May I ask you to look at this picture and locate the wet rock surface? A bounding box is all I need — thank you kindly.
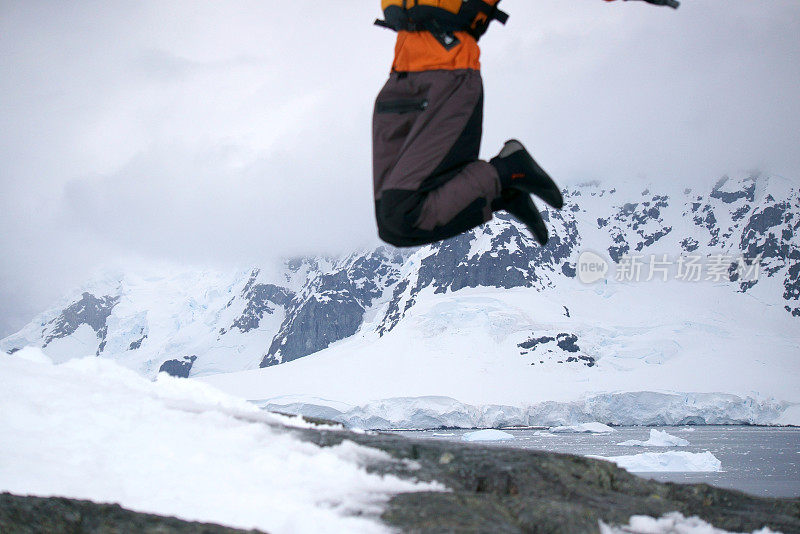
[0,492,262,533]
[3,422,799,533]
[307,427,800,534]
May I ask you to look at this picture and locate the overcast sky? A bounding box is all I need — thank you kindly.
[1,0,799,337]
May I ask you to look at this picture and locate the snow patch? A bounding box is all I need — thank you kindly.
[0,348,442,534]
[600,512,780,534]
[12,346,52,365]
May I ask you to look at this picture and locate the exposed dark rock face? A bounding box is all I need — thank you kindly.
[710,176,757,205]
[518,333,594,367]
[262,249,405,366]
[606,195,673,261]
[95,326,109,357]
[738,198,800,315]
[231,270,294,333]
[786,252,800,316]
[681,237,700,253]
[741,203,791,276]
[261,290,365,367]
[158,356,197,378]
[0,493,261,534]
[608,231,630,263]
[732,204,751,222]
[4,424,798,534]
[377,278,413,338]
[694,204,721,247]
[43,293,119,347]
[519,336,556,352]
[519,333,580,354]
[566,354,596,366]
[556,333,580,353]
[129,329,147,350]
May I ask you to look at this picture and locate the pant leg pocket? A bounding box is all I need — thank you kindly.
[376,98,429,114]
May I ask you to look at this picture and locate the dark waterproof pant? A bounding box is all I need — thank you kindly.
[372,69,501,247]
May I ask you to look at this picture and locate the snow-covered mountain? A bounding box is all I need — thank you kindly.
[3,174,799,427]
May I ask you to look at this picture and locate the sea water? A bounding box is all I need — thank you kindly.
[392,425,800,498]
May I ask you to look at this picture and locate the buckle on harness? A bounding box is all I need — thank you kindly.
[426,19,461,51]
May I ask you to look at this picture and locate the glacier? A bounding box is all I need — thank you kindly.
[247,392,789,431]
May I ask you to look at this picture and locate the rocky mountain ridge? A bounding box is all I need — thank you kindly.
[2,174,797,379]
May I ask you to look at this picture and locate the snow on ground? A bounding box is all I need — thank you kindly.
[618,429,689,447]
[462,429,515,442]
[600,512,780,534]
[591,451,722,473]
[0,348,443,534]
[550,422,616,434]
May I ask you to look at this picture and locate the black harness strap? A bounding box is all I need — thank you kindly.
[374,18,395,30]
[476,2,509,24]
[492,8,509,25]
[374,0,509,47]
[466,1,509,39]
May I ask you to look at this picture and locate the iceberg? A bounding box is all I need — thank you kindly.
[618,429,690,447]
[591,451,722,472]
[462,429,515,442]
[550,422,615,434]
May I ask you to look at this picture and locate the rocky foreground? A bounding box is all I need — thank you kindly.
[2,419,799,534]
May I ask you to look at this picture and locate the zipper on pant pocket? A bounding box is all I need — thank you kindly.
[376,98,429,114]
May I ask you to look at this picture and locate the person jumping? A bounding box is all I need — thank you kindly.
[372,0,678,248]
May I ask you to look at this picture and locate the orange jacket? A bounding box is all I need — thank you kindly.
[392,30,481,72]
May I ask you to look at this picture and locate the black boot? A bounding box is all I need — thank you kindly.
[492,189,549,246]
[490,139,564,210]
